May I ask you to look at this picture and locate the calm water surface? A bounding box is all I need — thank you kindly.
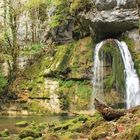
[0,116,71,134]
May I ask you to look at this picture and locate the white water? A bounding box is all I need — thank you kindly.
[92,39,140,109]
[115,40,140,109]
[91,41,104,109]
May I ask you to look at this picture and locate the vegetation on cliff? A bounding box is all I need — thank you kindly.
[0,0,140,140]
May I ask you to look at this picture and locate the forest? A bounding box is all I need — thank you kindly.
[0,0,140,140]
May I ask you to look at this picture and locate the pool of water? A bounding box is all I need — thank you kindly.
[0,116,71,134]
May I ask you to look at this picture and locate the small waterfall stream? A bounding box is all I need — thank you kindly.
[92,39,140,109]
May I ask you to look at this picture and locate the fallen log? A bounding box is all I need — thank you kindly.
[94,99,126,121]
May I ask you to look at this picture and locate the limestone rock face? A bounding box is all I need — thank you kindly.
[95,0,117,10]
[51,19,74,44]
[116,0,137,8]
[81,0,139,40]
[95,0,138,10]
[85,9,139,39]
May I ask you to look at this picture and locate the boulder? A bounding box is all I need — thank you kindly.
[19,129,41,139]
[15,121,29,127]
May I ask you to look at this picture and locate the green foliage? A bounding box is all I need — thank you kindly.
[58,79,92,110]
[22,43,44,56]
[0,71,7,92]
[70,0,92,13]
[49,0,69,28]
[100,42,125,91]
[0,129,9,137]
[24,0,49,10]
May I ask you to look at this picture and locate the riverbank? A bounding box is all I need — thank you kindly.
[1,106,140,140]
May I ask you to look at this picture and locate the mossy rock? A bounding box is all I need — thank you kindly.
[43,133,61,140]
[27,100,48,114]
[69,122,83,132]
[16,121,29,127]
[22,137,34,140]
[19,129,41,139]
[119,123,140,140]
[58,79,92,111]
[0,129,9,137]
[85,111,104,129]
[89,122,117,140]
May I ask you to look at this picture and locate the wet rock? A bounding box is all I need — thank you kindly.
[22,137,34,140]
[16,121,29,127]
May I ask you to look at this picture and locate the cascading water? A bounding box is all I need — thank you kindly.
[91,41,104,109]
[116,40,140,109]
[92,39,140,109]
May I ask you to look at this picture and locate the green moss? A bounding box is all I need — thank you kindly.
[16,121,29,127]
[22,137,34,140]
[46,37,93,79]
[98,41,125,107]
[21,43,44,56]
[49,0,69,28]
[48,43,75,73]
[0,70,7,93]
[19,128,41,139]
[89,122,116,140]
[27,100,48,114]
[58,79,92,110]
[10,37,93,113]
[70,0,92,14]
[0,129,9,137]
[119,123,140,140]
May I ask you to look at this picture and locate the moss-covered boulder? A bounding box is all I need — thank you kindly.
[16,121,29,127]
[89,122,117,140]
[43,134,61,140]
[19,129,42,139]
[0,129,9,137]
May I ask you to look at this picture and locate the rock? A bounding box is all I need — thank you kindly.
[95,0,117,11]
[95,0,137,10]
[19,129,41,139]
[137,0,140,6]
[43,134,61,140]
[116,0,137,9]
[0,129,9,137]
[83,9,139,40]
[15,121,29,127]
[22,137,34,140]
[89,122,117,140]
[51,19,74,44]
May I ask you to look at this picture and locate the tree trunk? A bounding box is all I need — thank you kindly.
[94,99,126,121]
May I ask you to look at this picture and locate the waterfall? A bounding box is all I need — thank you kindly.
[115,40,140,109]
[92,39,140,109]
[91,41,104,109]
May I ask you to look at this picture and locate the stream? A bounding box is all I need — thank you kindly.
[0,115,71,134]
